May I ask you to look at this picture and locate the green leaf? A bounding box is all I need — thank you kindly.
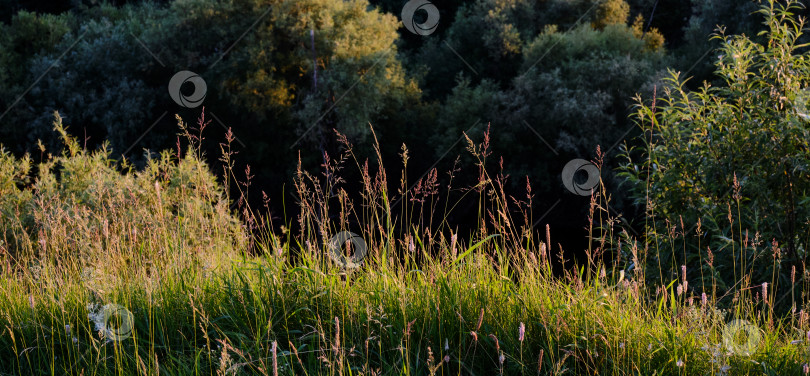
[450,234,499,267]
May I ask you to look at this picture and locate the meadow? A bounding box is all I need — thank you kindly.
[0,109,808,375]
[2,0,810,375]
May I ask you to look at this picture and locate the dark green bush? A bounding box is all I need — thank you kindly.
[619,0,810,307]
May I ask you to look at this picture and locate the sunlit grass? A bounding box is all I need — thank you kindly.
[1,113,809,375]
[2,244,808,375]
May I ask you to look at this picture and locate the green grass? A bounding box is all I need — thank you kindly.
[3,243,809,375]
[1,113,809,375]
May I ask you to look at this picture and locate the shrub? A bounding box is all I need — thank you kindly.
[619,0,810,306]
[0,112,247,278]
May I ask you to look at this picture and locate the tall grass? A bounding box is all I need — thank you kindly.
[0,110,809,375]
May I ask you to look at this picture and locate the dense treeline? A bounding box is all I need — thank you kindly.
[0,0,805,265]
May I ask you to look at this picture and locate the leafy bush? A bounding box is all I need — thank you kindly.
[619,0,810,305]
[0,112,247,276]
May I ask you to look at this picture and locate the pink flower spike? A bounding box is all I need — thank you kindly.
[519,322,525,342]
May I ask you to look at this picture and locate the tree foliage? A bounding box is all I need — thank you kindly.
[620,0,810,301]
[1,0,797,260]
